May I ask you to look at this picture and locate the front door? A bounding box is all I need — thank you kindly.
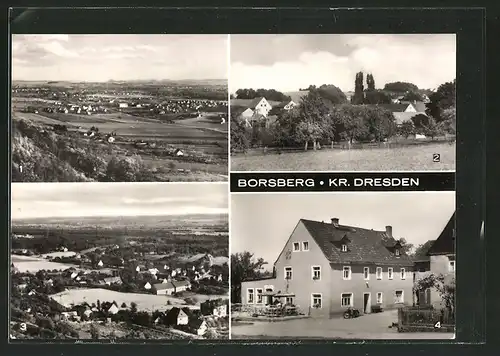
[363,293,371,314]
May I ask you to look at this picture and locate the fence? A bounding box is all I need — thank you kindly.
[398,306,455,332]
[231,303,304,319]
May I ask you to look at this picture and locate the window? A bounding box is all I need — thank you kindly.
[312,266,321,280]
[376,292,383,304]
[394,290,404,304]
[341,293,353,307]
[395,249,400,256]
[343,266,351,280]
[284,267,293,280]
[302,241,309,251]
[341,244,348,252]
[256,288,263,304]
[449,260,456,272]
[363,267,370,280]
[388,267,394,280]
[376,267,383,280]
[247,288,254,304]
[293,242,300,251]
[311,293,322,308]
[286,297,294,305]
[400,268,406,280]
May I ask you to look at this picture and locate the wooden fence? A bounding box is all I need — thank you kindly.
[398,307,455,332]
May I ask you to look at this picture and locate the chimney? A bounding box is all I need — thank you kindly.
[385,226,392,237]
[331,218,339,226]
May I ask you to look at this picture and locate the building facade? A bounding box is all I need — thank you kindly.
[241,218,414,318]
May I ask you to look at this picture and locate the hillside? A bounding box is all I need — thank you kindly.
[11,118,162,183]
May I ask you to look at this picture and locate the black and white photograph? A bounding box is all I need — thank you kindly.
[229,34,456,172]
[230,192,455,339]
[11,34,229,183]
[10,183,229,340]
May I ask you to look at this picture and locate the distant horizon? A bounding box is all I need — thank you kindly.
[12,78,226,83]
[11,212,228,222]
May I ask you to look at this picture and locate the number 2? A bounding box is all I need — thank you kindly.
[434,321,441,328]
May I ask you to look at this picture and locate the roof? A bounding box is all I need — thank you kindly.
[188,318,206,329]
[153,282,175,290]
[393,112,426,125]
[300,219,414,266]
[411,101,427,113]
[285,90,309,104]
[173,280,191,287]
[376,103,411,112]
[427,212,456,255]
[231,97,266,109]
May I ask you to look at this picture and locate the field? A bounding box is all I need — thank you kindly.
[50,288,189,312]
[12,96,228,182]
[12,255,80,273]
[231,142,455,171]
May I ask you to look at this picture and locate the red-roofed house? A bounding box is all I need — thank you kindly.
[240,217,414,318]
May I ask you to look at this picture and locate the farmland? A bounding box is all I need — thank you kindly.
[50,288,190,312]
[12,255,80,273]
[11,80,228,182]
[231,141,455,171]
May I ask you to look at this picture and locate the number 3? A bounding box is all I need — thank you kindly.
[434,321,441,328]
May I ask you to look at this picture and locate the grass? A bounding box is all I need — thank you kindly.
[231,142,455,171]
[12,255,80,273]
[11,110,228,182]
[50,288,189,312]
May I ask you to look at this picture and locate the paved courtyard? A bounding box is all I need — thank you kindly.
[231,310,455,340]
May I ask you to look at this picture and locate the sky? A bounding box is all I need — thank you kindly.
[11,183,228,219]
[12,34,228,82]
[231,192,455,268]
[230,34,456,93]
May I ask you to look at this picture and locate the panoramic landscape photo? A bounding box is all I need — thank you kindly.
[10,182,229,340]
[12,34,229,182]
[229,34,456,171]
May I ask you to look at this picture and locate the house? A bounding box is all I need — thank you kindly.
[172,280,191,293]
[375,102,429,126]
[119,103,128,108]
[200,299,228,317]
[153,282,176,295]
[97,260,104,267]
[107,303,120,315]
[103,276,122,286]
[240,217,414,318]
[144,282,152,290]
[188,318,208,336]
[165,307,189,326]
[231,97,273,117]
[425,212,456,308]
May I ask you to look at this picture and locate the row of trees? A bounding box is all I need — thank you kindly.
[231,78,456,152]
[233,88,291,102]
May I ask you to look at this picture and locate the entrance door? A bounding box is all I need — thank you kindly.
[363,293,371,314]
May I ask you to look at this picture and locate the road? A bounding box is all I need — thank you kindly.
[231,310,454,340]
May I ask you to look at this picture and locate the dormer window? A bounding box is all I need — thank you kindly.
[395,249,400,256]
[341,244,348,252]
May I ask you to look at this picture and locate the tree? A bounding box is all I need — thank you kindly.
[296,89,332,150]
[414,273,455,315]
[352,72,365,104]
[231,252,269,303]
[438,106,456,135]
[366,73,376,91]
[426,80,456,122]
[130,302,138,314]
[412,240,436,259]
[317,84,348,104]
[364,90,392,104]
[398,238,414,255]
[383,81,419,93]
[421,117,442,140]
[398,121,415,139]
[411,114,431,130]
[402,91,424,102]
[330,105,369,144]
[230,112,251,153]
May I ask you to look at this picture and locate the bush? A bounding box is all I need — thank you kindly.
[105,155,154,182]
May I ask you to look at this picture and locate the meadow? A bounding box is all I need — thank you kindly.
[11,104,228,182]
[50,288,189,312]
[231,142,455,171]
[11,255,80,273]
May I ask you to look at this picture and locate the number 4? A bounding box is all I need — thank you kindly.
[434,321,441,328]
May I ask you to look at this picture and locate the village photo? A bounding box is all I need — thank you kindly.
[230,192,456,339]
[11,34,229,183]
[10,182,229,340]
[230,34,456,171]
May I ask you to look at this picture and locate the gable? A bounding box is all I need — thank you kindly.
[427,212,456,255]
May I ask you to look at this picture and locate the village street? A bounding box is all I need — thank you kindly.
[231,310,454,340]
